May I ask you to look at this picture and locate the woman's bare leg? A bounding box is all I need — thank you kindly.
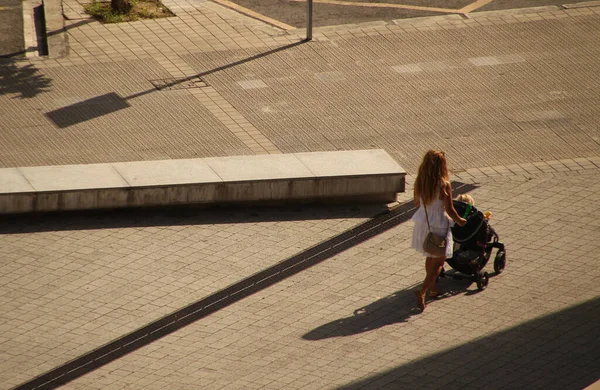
[416,257,445,310]
[427,257,445,296]
[420,257,439,295]
[415,257,432,311]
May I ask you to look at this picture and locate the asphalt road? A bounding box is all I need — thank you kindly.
[230,0,570,28]
[0,0,24,58]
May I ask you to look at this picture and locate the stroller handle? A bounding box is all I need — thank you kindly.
[461,203,473,219]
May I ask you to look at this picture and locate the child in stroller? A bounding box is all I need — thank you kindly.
[442,195,506,291]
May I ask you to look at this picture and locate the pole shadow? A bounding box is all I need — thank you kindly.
[48,18,93,37]
[44,40,307,128]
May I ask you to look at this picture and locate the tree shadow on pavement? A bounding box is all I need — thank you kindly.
[0,59,51,98]
[303,277,471,340]
[338,297,600,389]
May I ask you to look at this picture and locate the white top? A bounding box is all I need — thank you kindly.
[410,191,455,258]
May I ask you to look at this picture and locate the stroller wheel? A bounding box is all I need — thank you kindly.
[476,271,489,291]
[494,251,506,275]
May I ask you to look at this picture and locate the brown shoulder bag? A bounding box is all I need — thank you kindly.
[422,204,449,258]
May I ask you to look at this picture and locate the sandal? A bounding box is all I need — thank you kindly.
[414,290,426,312]
[429,290,440,298]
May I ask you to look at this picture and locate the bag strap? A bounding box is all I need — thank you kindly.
[423,203,432,232]
[423,202,449,235]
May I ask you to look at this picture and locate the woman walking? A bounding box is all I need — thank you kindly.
[411,150,466,312]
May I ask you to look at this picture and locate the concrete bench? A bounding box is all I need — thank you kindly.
[0,149,406,214]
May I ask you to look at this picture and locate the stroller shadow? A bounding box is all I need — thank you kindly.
[457,270,503,296]
[302,278,472,341]
[439,268,490,297]
[442,254,507,297]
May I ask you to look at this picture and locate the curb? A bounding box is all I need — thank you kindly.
[44,0,69,57]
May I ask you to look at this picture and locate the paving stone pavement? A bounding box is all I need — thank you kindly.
[1,2,599,168]
[1,1,600,389]
[1,167,599,389]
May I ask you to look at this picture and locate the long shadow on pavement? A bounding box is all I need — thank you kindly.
[303,276,471,340]
[45,40,307,128]
[338,297,600,389]
[1,203,381,234]
[13,182,478,389]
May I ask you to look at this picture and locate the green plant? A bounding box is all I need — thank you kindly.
[84,0,172,23]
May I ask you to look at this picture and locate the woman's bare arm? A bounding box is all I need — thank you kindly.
[442,182,466,226]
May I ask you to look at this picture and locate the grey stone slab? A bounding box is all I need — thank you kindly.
[44,0,68,57]
[205,154,313,182]
[33,192,61,212]
[95,189,130,209]
[563,1,600,9]
[294,149,405,177]
[52,191,101,211]
[216,181,273,202]
[126,184,218,206]
[112,159,221,187]
[0,168,35,193]
[0,193,35,213]
[1,151,407,213]
[20,164,129,191]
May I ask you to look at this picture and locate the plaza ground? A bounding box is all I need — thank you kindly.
[0,1,599,388]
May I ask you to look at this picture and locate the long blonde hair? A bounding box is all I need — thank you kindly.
[414,150,449,206]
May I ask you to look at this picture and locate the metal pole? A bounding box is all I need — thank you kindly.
[306,0,313,41]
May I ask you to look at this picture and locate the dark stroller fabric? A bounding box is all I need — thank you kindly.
[446,201,505,283]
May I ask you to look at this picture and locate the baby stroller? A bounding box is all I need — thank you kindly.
[442,200,506,291]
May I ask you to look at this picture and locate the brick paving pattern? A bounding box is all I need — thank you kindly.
[1,167,599,389]
[1,4,599,168]
[0,1,599,389]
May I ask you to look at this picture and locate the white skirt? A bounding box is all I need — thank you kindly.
[410,212,454,258]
